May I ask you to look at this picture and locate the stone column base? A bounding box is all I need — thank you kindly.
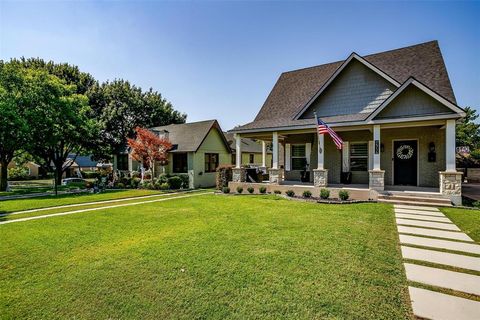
[440,171,463,206]
[369,170,385,191]
[268,168,283,184]
[232,167,246,182]
[313,169,328,187]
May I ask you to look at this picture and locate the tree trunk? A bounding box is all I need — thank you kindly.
[0,161,8,192]
[55,165,63,186]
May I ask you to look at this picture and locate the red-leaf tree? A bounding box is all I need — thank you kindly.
[127,127,172,180]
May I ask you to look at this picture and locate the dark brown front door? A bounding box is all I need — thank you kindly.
[394,140,417,186]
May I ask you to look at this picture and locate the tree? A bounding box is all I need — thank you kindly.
[456,107,480,151]
[87,80,186,159]
[0,61,31,191]
[127,127,172,180]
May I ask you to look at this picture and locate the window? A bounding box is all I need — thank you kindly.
[173,153,188,173]
[350,143,368,171]
[117,154,128,171]
[204,153,219,173]
[291,144,307,170]
[249,154,254,164]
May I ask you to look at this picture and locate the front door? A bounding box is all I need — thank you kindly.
[393,140,417,186]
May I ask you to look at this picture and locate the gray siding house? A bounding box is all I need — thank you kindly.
[229,41,465,204]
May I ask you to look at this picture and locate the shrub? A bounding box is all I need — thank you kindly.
[117,182,125,189]
[216,165,233,190]
[131,177,141,188]
[167,176,183,189]
[259,186,267,194]
[285,190,295,197]
[339,190,349,201]
[81,170,98,179]
[157,173,169,184]
[159,182,170,190]
[131,171,141,178]
[236,186,243,194]
[222,187,230,194]
[7,167,29,180]
[303,190,312,198]
[273,190,281,194]
[178,174,189,188]
[247,187,254,194]
[68,181,86,189]
[320,188,330,199]
[85,181,94,188]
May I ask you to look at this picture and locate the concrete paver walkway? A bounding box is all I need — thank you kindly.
[394,204,480,319]
[409,287,480,320]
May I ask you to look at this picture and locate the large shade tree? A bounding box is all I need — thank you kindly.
[87,80,186,159]
[0,61,31,191]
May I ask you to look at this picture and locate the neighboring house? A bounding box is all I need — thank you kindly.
[7,161,40,178]
[64,155,112,178]
[229,41,466,204]
[224,132,272,168]
[113,120,231,188]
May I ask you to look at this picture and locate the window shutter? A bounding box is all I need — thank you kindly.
[285,143,291,171]
[305,143,311,167]
[368,141,374,171]
[342,142,350,172]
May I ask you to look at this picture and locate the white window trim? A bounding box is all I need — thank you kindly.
[290,144,307,171]
[350,141,369,172]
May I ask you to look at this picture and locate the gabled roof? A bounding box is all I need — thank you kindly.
[224,132,272,153]
[231,41,458,132]
[367,77,465,121]
[150,120,230,153]
[67,154,98,167]
[293,53,401,120]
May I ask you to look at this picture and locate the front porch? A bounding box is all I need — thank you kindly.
[231,119,463,205]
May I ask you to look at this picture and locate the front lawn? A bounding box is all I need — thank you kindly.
[0,195,411,319]
[442,207,480,242]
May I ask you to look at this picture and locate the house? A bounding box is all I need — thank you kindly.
[7,161,40,178]
[64,155,112,178]
[113,120,231,188]
[224,132,272,169]
[229,41,466,205]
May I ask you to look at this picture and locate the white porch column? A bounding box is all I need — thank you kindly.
[261,140,266,167]
[446,119,456,172]
[317,134,324,170]
[269,132,283,183]
[128,153,133,172]
[373,125,381,170]
[272,132,279,169]
[235,133,241,169]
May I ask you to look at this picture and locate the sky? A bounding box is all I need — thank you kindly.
[1,1,479,130]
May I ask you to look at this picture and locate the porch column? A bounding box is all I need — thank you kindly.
[261,140,266,167]
[446,119,456,172]
[232,133,246,182]
[369,124,385,191]
[440,119,462,205]
[313,134,328,187]
[269,131,283,183]
[235,133,241,169]
[128,153,133,172]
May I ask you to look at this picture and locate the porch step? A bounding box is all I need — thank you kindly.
[378,195,452,207]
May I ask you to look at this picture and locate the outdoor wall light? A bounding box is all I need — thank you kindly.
[380,143,385,153]
[428,142,436,162]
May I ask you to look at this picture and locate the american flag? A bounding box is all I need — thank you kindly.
[317,117,343,150]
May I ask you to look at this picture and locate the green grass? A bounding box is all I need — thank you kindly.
[441,207,480,242]
[0,189,169,214]
[0,195,412,319]
[0,179,94,197]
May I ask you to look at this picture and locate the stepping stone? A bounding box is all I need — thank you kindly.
[399,234,480,255]
[395,213,452,223]
[409,287,480,320]
[401,246,480,272]
[395,204,440,212]
[396,218,460,231]
[404,263,480,296]
[398,226,473,242]
[395,208,445,217]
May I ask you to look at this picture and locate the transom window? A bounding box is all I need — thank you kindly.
[204,153,219,173]
[291,144,307,170]
[350,143,368,171]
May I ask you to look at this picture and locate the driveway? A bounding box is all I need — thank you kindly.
[463,183,480,201]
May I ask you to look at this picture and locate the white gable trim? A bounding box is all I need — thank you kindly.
[366,77,465,121]
[293,53,401,120]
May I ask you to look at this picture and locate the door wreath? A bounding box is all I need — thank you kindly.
[396,145,414,160]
